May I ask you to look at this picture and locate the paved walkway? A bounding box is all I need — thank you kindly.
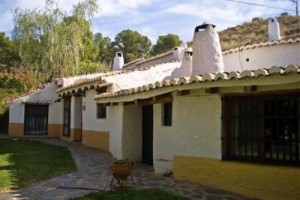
[0,138,256,200]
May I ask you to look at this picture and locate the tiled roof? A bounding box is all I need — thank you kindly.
[20,100,53,104]
[94,65,300,100]
[135,51,173,65]
[123,58,144,68]
[58,38,300,93]
[57,60,180,93]
[223,38,300,55]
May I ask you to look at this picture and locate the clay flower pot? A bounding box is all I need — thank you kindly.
[111,163,132,180]
[111,158,134,180]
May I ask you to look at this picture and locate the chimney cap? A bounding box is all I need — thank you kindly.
[268,17,278,22]
[116,52,123,57]
[195,23,216,32]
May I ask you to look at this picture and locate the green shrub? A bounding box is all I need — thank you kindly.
[0,76,25,93]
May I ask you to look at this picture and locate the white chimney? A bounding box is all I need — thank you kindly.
[173,42,188,61]
[180,48,193,77]
[192,24,224,75]
[112,52,124,71]
[268,18,281,41]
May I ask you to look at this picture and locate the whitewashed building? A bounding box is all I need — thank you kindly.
[9,18,300,177]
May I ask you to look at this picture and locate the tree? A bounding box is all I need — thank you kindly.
[12,0,99,81]
[112,30,152,63]
[94,32,113,66]
[151,34,181,56]
[0,32,20,69]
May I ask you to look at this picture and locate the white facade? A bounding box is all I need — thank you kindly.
[82,90,110,132]
[107,104,124,159]
[71,96,82,130]
[8,18,300,177]
[9,83,62,125]
[122,104,142,161]
[153,95,222,173]
[223,43,300,72]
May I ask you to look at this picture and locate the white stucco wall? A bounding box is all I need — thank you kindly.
[223,43,300,72]
[153,95,222,173]
[9,102,24,123]
[82,90,110,131]
[82,90,126,159]
[9,83,61,125]
[122,104,142,161]
[48,101,62,124]
[70,96,82,129]
[108,104,124,159]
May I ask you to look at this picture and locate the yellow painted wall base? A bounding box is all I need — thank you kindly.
[71,129,82,141]
[174,156,300,200]
[9,123,24,137]
[9,123,61,138]
[60,128,82,142]
[48,124,61,137]
[82,130,109,151]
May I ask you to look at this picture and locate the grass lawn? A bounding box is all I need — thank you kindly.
[71,188,188,200]
[0,139,76,191]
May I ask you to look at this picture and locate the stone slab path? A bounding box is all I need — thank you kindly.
[0,138,257,200]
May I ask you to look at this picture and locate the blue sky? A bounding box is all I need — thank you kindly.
[0,0,296,43]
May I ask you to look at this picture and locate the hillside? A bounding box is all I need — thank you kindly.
[219,14,300,50]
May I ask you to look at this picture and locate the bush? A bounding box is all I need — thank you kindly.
[0,76,25,93]
[78,61,108,75]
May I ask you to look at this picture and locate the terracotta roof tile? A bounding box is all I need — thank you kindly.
[95,65,300,100]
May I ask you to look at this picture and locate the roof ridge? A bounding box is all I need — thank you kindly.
[135,51,173,65]
[222,37,300,55]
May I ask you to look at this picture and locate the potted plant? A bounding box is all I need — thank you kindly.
[111,158,134,180]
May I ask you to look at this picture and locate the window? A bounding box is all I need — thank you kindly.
[162,102,172,126]
[97,104,106,119]
[24,104,48,135]
[222,94,300,164]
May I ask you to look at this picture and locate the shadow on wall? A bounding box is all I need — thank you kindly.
[0,110,9,134]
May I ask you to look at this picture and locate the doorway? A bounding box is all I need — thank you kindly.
[63,96,71,137]
[142,105,153,165]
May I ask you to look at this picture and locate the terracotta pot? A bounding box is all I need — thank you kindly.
[111,163,132,180]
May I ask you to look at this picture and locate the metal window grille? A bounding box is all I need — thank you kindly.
[24,104,48,135]
[222,94,300,164]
